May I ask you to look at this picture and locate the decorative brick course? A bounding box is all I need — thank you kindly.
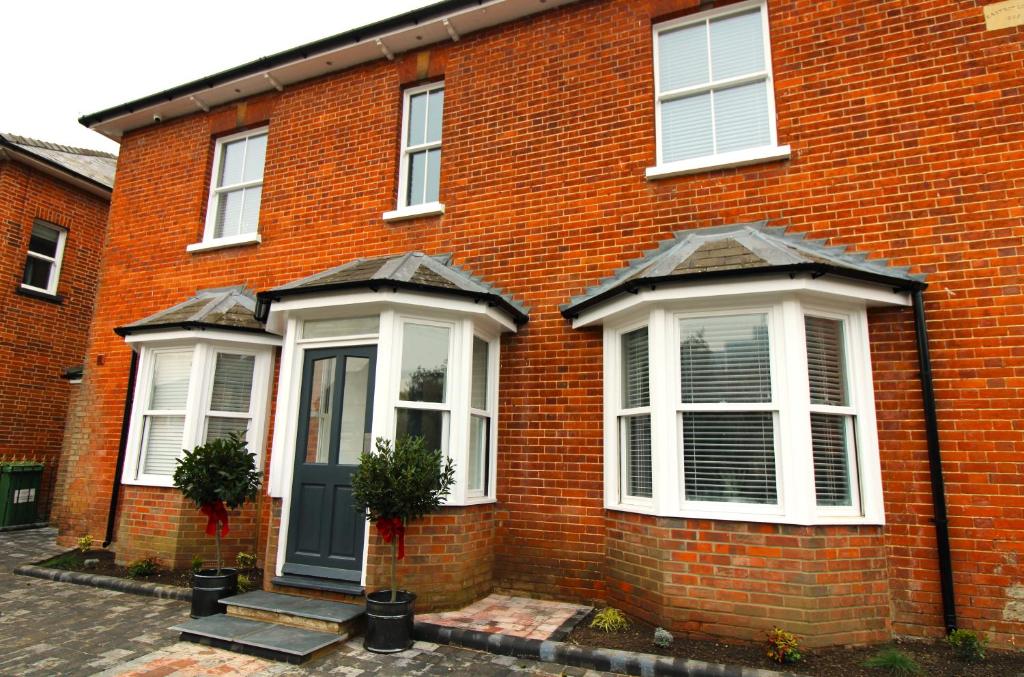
[55,0,1024,648]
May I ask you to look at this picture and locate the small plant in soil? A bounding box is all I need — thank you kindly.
[77,535,93,553]
[235,551,257,569]
[237,573,253,593]
[765,627,802,664]
[864,647,923,675]
[351,436,455,602]
[946,629,987,662]
[172,431,260,574]
[590,607,630,633]
[126,556,159,579]
[190,554,203,573]
[653,627,674,648]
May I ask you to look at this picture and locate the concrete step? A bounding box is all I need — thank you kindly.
[172,614,341,664]
[271,573,364,598]
[222,590,365,636]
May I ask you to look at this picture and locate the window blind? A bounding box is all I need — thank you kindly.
[149,351,192,409]
[471,337,489,410]
[622,328,650,408]
[811,413,853,506]
[680,314,771,403]
[805,316,847,406]
[142,415,186,475]
[142,350,192,475]
[624,414,653,498]
[210,353,255,412]
[682,411,776,504]
[620,328,652,498]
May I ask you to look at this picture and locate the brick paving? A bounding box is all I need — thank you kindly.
[419,594,590,640]
[0,528,615,676]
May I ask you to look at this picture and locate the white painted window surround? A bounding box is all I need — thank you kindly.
[192,127,268,251]
[21,221,67,295]
[588,283,898,526]
[384,81,445,221]
[121,336,276,488]
[648,0,789,179]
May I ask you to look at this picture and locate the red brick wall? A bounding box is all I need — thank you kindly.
[605,511,891,647]
[58,0,1024,646]
[0,159,109,519]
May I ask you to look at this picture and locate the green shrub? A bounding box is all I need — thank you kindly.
[765,627,802,664]
[864,647,922,675]
[589,607,630,633]
[190,554,203,573]
[235,552,257,570]
[77,535,93,553]
[946,629,987,662]
[237,574,253,593]
[126,557,159,579]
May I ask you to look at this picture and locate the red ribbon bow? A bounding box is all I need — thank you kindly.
[375,517,406,560]
[200,500,230,538]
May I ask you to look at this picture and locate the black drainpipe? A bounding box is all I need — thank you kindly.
[104,350,139,547]
[911,288,957,633]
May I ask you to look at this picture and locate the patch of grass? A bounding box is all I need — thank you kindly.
[864,647,923,675]
[590,608,630,633]
[44,552,82,571]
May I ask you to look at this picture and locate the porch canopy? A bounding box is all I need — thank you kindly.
[255,251,529,334]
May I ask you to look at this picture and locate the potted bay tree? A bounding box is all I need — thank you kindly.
[352,436,455,653]
[173,431,261,618]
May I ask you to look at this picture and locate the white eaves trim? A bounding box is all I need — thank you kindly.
[572,275,913,329]
[382,201,445,222]
[186,233,262,253]
[645,145,791,180]
[124,328,282,347]
[85,0,580,140]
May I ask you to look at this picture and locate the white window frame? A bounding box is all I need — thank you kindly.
[467,331,499,499]
[392,316,456,460]
[614,321,654,508]
[383,82,445,222]
[601,293,884,526]
[123,340,274,487]
[21,220,67,295]
[192,127,268,251]
[647,0,790,180]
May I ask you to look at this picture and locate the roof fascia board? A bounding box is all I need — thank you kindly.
[81,0,577,139]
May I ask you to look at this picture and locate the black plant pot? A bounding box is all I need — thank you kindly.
[364,590,416,653]
[191,568,238,618]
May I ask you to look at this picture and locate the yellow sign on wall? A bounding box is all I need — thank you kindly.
[985,0,1024,30]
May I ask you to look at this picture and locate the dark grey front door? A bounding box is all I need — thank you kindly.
[284,346,375,582]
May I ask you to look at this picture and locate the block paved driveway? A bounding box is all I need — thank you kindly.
[0,528,613,676]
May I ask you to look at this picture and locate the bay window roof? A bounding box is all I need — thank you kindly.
[115,286,268,337]
[562,221,926,320]
[256,251,529,326]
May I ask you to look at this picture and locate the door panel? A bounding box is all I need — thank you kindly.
[284,346,375,581]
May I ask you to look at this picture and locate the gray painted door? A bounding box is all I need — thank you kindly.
[283,346,375,581]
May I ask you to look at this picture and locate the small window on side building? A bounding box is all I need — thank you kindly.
[22,221,67,295]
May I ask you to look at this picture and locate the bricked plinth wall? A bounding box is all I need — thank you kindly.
[56,0,1024,648]
[113,485,262,570]
[0,160,109,520]
[606,512,890,647]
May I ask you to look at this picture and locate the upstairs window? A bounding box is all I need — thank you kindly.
[198,127,267,248]
[385,82,445,221]
[22,221,66,295]
[650,0,788,177]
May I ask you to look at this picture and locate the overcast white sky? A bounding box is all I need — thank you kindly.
[1,1,434,154]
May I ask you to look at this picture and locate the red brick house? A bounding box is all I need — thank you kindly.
[0,133,115,520]
[54,0,1024,649]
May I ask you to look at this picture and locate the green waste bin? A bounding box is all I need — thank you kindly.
[0,462,44,528]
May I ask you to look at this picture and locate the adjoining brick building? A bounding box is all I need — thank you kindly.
[0,133,115,520]
[54,0,1024,648]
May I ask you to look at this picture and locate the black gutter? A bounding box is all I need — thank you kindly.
[912,288,957,633]
[560,263,926,319]
[104,350,139,548]
[256,279,530,326]
[0,137,114,195]
[80,0,495,128]
[114,320,274,337]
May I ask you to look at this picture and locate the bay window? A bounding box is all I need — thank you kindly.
[124,341,273,486]
[605,296,882,525]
